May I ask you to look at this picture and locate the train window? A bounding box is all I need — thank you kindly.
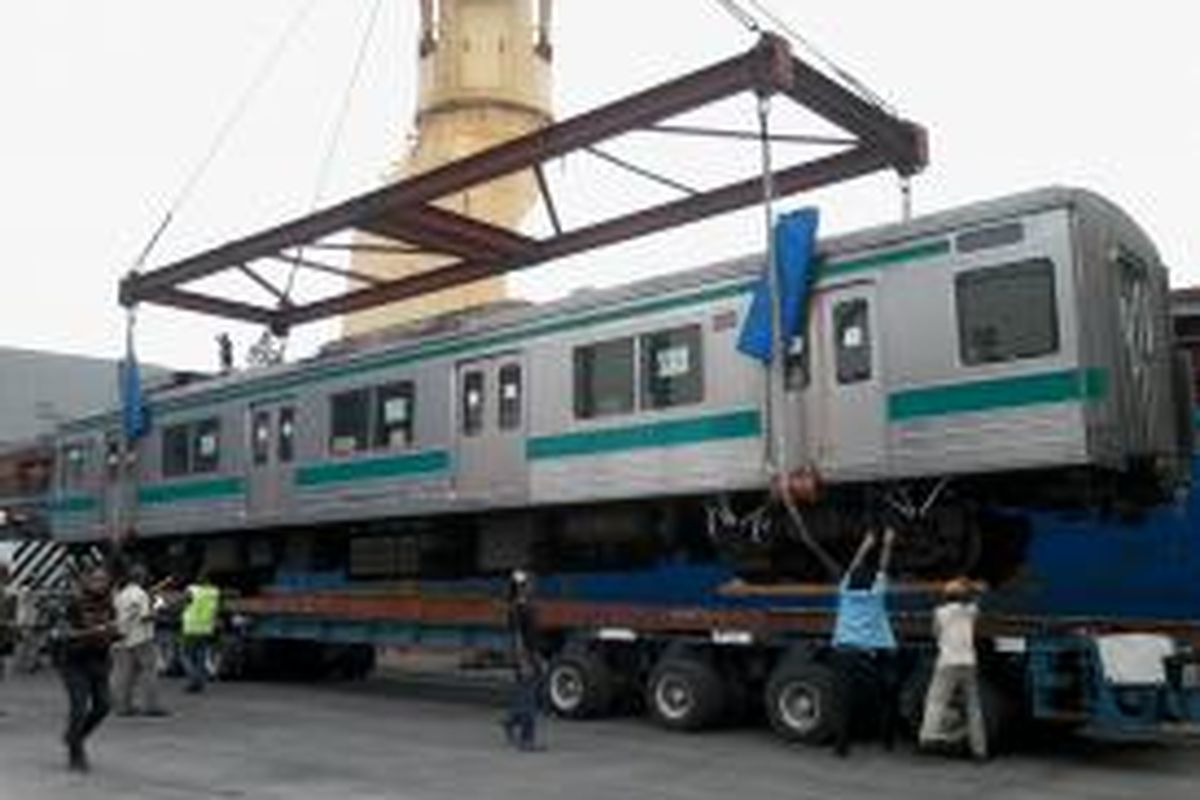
[640,325,703,409]
[956,222,1024,253]
[330,389,370,455]
[278,407,295,463]
[162,424,191,477]
[376,382,416,449]
[192,418,221,473]
[62,443,89,488]
[462,371,485,436]
[956,258,1058,365]
[574,337,635,419]
[784,334,810,391]
[251,410,271,466]
[498,364,522,430]
[834,299,872,384]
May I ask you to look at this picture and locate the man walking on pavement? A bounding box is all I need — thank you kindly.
[830,528,899,757]
[919,577,988,760]
[112,564,168,717]
[181,569,220,694]
[0,563,16,717]
[501,569,545,752]
[56,564,119,771]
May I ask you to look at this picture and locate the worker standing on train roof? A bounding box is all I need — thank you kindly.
[180,570,220,694]
[919,577,988,761]
[830,528,899,757]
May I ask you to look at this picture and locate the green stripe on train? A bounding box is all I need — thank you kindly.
[138,477,245,505]
[295,450,450,487]
[820,239,950,278]
[527,410,762,460]
[888,368,1109,421]
[47,495,98,514]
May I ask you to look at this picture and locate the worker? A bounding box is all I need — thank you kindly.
[830,528,899,757]
[919,576,988,760]
[0,563,15,716]
[13,579,42,674]
[111,564,168,717]
[501,569,544,751]
[55,564,119,772]
[180,569,220,694]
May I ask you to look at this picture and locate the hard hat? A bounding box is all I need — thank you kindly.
[511,569,529,585]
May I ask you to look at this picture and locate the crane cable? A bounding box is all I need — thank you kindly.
[711,0,897,116]
[755,94,841,579]
[711,0,761,35]
[281,0,388,308]
[741,0,896,114]
[128,0,321,275]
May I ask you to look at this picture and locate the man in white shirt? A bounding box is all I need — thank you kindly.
[111,564,167,717]
[919,576,987,759]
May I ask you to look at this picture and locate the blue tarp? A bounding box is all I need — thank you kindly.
[119,331,149,440]
[736,207,819,362]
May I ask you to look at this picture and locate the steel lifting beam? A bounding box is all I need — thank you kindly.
[287,147,889,324]
[119,33,928,332]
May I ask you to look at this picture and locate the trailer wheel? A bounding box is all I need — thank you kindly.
[646,656,725,732]
[764,660,841,744]
[546,649,615,719]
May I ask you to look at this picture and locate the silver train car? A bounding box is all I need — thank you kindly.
[48,187,1186,578]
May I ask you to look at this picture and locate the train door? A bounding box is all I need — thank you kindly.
[455,353,527,500]
[246,401,296,521]
[814,282,885,476]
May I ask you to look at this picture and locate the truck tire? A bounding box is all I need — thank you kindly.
[764,659,841,744]
[546,649,615,719]
[646,655,725,732]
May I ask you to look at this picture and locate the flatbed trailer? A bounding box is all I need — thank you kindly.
[224,531,1200,746]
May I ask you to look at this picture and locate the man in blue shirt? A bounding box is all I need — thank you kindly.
[831,528,898,757]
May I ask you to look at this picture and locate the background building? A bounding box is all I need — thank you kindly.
[0,346,172,446]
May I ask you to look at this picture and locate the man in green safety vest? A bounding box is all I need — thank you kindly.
[180,570,220,694]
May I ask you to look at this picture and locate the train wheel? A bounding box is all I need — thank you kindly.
[896,505,982,578]
[546,648,615,719]
[764,659,841,744]
[646,655,725,732]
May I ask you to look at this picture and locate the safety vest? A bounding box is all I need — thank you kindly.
[182,584,220,637]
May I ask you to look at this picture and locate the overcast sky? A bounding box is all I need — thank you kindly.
[0,1,1196,372]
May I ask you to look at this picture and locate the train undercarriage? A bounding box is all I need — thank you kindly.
[107,458,1181,604]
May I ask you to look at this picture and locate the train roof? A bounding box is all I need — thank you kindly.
[60,186,1150,434]
[822,185,1158,266]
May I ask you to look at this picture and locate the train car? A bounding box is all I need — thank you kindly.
[47,186,1186,582]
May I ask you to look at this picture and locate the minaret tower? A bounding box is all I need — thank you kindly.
[344,0,554,336]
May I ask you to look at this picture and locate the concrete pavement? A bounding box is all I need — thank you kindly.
[2,671,1197,800]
